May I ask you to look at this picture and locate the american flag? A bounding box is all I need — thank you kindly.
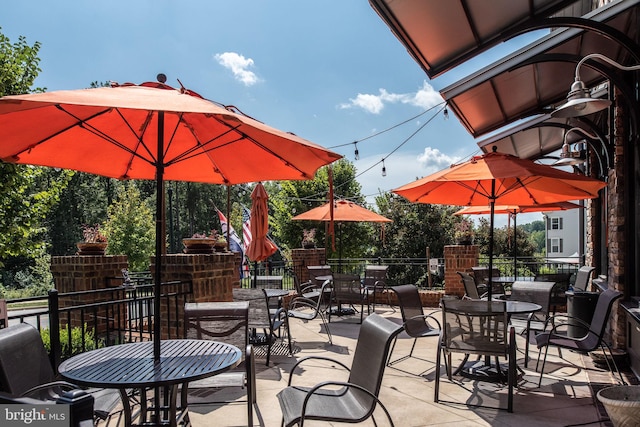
[242,206,252,252]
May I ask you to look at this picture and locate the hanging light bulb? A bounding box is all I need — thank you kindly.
[381,159,387,177]
[443,107,449,120]
[354,142,359,160]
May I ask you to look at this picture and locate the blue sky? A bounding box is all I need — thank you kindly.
[2,1,547,227]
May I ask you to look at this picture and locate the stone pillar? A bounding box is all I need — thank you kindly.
[608,90,627,350]
[152,253,236,338]
[444,245,479,298]
[291,248,327,282]
[51,255,129,331]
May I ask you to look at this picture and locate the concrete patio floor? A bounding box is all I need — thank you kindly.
[126,306,632,426]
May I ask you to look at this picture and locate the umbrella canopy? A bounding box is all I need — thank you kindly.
[291,199,392,223]
[393,150,605,299]
[454,202,583,216]
[0,80,341,360]
[455,202,583,276]
[246,183,277,262]
[292,199,391,270]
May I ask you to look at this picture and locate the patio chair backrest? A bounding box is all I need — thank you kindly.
[583,289,622,349]
[573,266,596,291]
[184,301,249,352]
[457,271,481,299]
[0,322,56,397]
[392,284,437,337]
[441,299,509,358]
[362,265,388,288]
[348,313,403,401]
[509,281,555,321]
[331,273,363,303]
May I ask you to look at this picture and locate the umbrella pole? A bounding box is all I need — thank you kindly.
[513,212,518,277]
[153,111,165,363]
[487,181,496,301]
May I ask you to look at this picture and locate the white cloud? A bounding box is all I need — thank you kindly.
[416,146,461,171]
[214,52,260,86]
[339,81,442,114]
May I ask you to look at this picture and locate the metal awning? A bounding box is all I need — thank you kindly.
[441,0,640,139]
[369,0,585,79]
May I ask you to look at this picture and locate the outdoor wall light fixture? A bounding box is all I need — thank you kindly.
[552,127,610,177]
[552,53,640,118]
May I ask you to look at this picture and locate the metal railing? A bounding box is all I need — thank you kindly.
[6,279,192,371]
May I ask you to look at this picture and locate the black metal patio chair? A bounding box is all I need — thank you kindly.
[535,288,625,387]
[0,323,122,424]
[277,313,403,427]
[387,284,441,372]
[183,301,256,426]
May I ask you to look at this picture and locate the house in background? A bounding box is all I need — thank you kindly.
[544,206,582,263]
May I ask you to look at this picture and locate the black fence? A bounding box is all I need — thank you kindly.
[6,278,192,371]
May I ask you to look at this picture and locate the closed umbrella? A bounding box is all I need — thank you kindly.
[393,149,605,299]
[455,202,583,276]
[246,183,277,262]
[0,78,341,360]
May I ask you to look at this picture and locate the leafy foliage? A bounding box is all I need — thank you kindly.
[270,159,372,258]
[41,325,99,357]
[103,184,155,271]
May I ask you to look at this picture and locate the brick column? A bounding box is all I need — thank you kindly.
[291,248,327,282]
[444,245,479,298]
[153,253,236,338]
[51,255,129,331]
[608,90,627,350]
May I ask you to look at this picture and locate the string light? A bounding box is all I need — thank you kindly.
[354,142,359,160]
[381,159,387,177]
[443,107,449,120]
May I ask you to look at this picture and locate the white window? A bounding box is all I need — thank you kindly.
[548,238,563,253]
[550,217,563,230]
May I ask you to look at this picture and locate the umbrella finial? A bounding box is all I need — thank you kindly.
[157,73,167,83]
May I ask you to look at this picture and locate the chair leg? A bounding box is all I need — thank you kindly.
[537,345,550,387]
[508,328,515,412]
[319,311,332,344]
[434,337,442,403]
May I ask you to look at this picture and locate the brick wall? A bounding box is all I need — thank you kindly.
[291,248,327,282]
[51,255,129,332]
[444,244,479,298]
[153,253,237,338]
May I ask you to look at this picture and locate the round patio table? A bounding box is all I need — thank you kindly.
[448,300,542,383]
[58,339,241,427]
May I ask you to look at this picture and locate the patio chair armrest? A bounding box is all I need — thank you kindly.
[287,356,350,386]
[299,381,394,427]
[407,314,442,330]
[299,281,318,293]
[21,381,79,398]
[288,297,317,311]
[544,315,595,339]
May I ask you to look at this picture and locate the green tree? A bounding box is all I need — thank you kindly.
[271,159,368,258]
[374,193,459,286]
[103,184,155,271]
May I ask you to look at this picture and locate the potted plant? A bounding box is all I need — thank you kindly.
[182,230,226,253]
[77,224,108,255]
[302,228,317,249]
[453,218,475,245]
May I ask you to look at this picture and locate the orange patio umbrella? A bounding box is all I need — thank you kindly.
[246,183,278,262]
[393,149,605,299]
[292,199,391,268]
[292,199,392,223]
[0,78,341,360]
[455,202,583,276]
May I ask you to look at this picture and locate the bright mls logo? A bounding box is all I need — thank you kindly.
[1,405,69,426]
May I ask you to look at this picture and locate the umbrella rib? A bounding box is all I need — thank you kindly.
[53,105,160,176]
[219,119,312,179]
